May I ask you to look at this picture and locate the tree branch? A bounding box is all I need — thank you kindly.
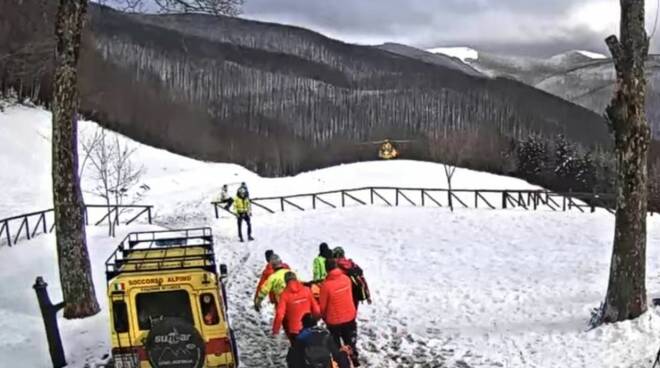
[118,0,243,16]
[606,35,624,75]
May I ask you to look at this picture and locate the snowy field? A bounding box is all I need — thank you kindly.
[2,104,660,367]
[0,104,539,220]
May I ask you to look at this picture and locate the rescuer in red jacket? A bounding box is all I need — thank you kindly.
[319,259,360,366]
[255,250,290,305]
[272,272,321,343]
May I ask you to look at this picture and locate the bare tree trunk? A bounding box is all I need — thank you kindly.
[601,0,650,324]
[101,131,113,237]
[444,164,456,212]
[52,0,100,319]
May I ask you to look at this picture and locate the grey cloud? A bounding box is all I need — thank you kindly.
[242,0,660,57]
[100,0,659,56]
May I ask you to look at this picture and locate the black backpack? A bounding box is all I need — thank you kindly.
[303,328,333,368]
[343,262,368,302]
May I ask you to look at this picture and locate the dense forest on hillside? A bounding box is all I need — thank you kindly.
[6,0,660,207]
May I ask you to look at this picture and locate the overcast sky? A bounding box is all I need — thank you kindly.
[241,0,660,57]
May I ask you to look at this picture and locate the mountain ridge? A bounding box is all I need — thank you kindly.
[427,45,660,136]
[1,1,609,180]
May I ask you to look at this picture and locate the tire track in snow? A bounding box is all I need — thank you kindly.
[217,234,288,367]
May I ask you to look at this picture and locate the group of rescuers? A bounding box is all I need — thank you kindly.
[254,244,372,368]
[217,184,372,366]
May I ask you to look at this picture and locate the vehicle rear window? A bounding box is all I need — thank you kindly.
[136,290,193,330]
[112,301,129,333]
[199,293,220,325]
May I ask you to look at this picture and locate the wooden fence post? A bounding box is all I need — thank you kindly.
[3,220,11,246]
[313,195,317,210]
[502,191,508,209]
[148,207,153,224]
[281,198,285,212]
[214,204,219,219]
[25,217,31,240]
[421,190,425,206]
[395,189,399,206]
[591,192,597,213]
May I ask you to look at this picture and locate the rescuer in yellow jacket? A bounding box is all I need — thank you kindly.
[233,187,253,242]
[254,254,295,312]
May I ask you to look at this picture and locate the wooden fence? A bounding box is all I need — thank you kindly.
[0,204,153,247]
[212,187,618,218]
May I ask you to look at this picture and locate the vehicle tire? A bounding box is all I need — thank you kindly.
[144,317,205,368]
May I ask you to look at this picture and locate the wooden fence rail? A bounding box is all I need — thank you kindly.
[0,204,153,247]
[212,187,621,219]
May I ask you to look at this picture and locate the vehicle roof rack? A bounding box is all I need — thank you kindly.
[105,227,216,281]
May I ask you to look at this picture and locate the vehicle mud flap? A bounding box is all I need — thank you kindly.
[221,282,229,309]
[145,317,206,368]
[230,328,240,367]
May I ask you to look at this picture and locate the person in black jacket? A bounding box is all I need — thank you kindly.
[287,314,351,368]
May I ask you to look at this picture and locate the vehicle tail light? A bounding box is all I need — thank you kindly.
[135,346,148,361]
[207,337,231,355]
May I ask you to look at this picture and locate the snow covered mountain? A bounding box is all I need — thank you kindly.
[3,104,660,367]
[428,47,607,83]
[428,46,660,136]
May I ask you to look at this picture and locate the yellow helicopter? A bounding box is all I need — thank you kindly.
[360,139,414,160]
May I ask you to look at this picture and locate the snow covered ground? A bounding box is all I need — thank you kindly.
[0,225,161,368]
[2,104,660,367]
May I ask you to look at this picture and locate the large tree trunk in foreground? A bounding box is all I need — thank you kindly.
[52,0,100,319]
[601,0,650,323]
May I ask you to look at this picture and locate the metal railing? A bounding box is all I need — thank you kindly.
[0,204,153,247]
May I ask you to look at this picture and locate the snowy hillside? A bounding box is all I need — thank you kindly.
[547,50,605,67]
[3,104,660,367]
[426,47,611,85]
[422,47,660,136]
[427,47,606,70]
[0,104,538,219]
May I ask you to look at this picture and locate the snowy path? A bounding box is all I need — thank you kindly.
[4,104,660,367]
[212,207,660,368]
[4,199,660,367]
